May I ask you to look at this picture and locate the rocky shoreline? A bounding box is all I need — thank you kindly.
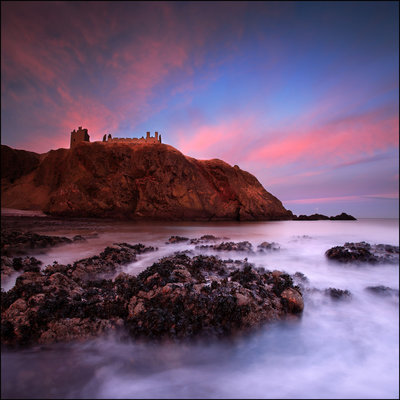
[1,226,398,348]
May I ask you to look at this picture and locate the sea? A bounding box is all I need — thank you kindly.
[1,217,399,399]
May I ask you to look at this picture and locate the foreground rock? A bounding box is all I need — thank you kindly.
[1,230,84,256]
[1,143,293,221]
[325,242,399,264]
[1,250,303,346]
[293,212,356,220]
[1,256,42,281]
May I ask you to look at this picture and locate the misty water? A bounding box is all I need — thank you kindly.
[1,218,399,399]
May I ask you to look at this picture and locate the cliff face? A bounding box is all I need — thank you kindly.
[1,142,292,221]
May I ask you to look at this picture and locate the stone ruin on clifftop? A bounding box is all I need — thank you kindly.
[70,127,162,149]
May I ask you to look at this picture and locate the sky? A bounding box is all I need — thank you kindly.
[1,1,399,218]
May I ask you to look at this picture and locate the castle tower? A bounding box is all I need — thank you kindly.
[70,126,90,149]
[146,131,150,140]
[159,134,162,143]
[155,131,158,141]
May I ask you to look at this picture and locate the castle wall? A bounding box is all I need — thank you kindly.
[105,133,162,144]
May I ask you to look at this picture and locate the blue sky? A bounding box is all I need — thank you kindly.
[1,1,398,217]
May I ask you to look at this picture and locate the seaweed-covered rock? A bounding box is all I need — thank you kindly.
[325,288,352,300]
[189,235,228,244]
[257,241,280,252]
[196,241,253,252]
[70,242,156,282]
[1,230,74,256]
[124,255,303,340]
[325,242,399,264]
[166,236,189,244]
[1,256,43,281]
[1,248,303,346]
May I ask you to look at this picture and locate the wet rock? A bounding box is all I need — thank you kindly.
[123,254,302,340]
[70,242,156,282]
[257,241,280,252]
[292,272,309,291]
[1,256,16,280]
[365,285,399,297]
[189,235,228,244]
[1,230,74,256]
[196,241,253,252]
[1,248,303,346]
[281,288,304,313]
[293,272,309,284]
[38,318,123,344]
[325,288,352,300]
[166,236,189,244]
[325,242,399,264]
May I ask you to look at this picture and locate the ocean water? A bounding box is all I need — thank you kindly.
[1,218,399,399]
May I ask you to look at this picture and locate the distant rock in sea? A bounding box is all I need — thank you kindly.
[1,143,292,221]
[325,241,399,264]
[293,212,356,220]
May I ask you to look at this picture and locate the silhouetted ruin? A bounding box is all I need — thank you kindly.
[70,126,90,148]
[70,127,162,149]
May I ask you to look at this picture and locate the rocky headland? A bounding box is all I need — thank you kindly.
[1,143,292,221]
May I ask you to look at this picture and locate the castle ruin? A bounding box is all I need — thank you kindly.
[70,127,162,149]
[103,131,162,144]
[70,126,90,148]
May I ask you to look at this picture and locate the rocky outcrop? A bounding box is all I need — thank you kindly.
[1,143,292,221]
[293,212,356,220]
[329,213,357,220]
[1,145,40,187]
[1,247,303,346]
[1,230,84,256]
[325,242,399,264]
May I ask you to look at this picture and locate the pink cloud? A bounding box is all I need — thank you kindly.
[282,192,400,205]
[2,2,246,152]
[247,109,398,167]
[176,115,256,159]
